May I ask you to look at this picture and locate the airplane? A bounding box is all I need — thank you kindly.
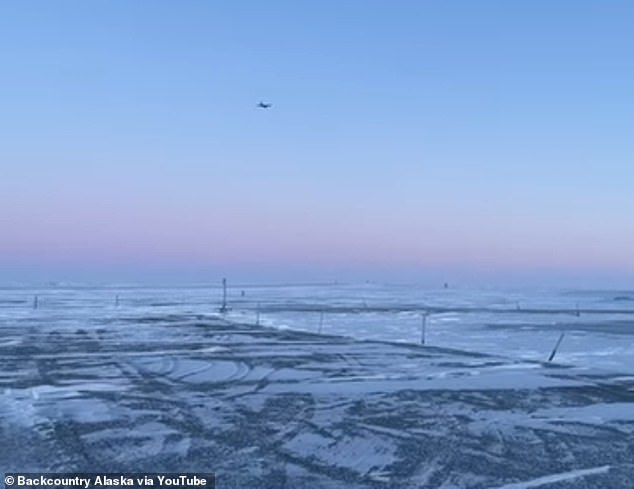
[257,101,272,109]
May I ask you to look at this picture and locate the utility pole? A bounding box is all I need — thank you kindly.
[219,278,228,313]
[420,312,428,345]
[548,332,566,362]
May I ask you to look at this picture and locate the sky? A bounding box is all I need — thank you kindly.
[1,1,633,286]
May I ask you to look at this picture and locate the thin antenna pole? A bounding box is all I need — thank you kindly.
[115,295,119,307]
[33,295,38,310]
[220,278,227,313]
[548,332,566,362]
[318,310,324,334]
[256,302,260,325]
[420,313,428,345]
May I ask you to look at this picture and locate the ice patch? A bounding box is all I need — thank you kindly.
[0,390,40,428]
[491,465,611,488]
[284,431,397,475]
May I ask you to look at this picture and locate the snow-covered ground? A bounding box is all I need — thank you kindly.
[2,283,634,372]
[1,283,633,487]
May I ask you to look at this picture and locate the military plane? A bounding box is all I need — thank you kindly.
[257,101,272,109]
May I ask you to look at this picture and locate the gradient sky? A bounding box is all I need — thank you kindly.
[1,1,634,285]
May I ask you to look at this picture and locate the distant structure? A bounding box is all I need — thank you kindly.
[444,282,449,289]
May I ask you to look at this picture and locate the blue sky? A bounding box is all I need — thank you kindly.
[1,1,633,285]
